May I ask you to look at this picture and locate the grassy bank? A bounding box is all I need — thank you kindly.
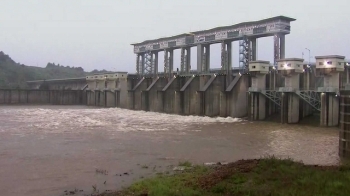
[100,157,350,196]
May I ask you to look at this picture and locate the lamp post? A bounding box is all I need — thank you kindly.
[305,48,311,65]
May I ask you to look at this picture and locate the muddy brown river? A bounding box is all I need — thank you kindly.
[0,105,339,196]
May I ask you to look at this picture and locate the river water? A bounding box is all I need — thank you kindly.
[0,105,339,196]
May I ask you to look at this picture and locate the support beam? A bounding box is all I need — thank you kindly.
[274,34,280,66]
[197,44,210,73]
[197,45,203,72]
[180,48,185,73]
[164,50,168,74]
[251,38,257,61]
[181,47,191,74]
[154,52,158,77]
[136,54,141,76]
[273,34,286,65]
[164,49,174,78]
[280,34,285,59]
[186,48,191,73]
[141,53,145,75]
[249,92,266,120]
[221,41,232,84]
[204,45,210,73]
[169,49,174,78]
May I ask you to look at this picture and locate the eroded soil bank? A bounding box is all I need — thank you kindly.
[97,158,350,196]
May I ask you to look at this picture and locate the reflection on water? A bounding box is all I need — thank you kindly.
[0,105,339,196]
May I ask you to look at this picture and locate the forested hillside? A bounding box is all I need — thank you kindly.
[0,51,111,88]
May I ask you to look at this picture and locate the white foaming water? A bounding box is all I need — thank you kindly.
[0,107,243,134]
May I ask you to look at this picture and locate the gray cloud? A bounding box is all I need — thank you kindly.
[1,0,349,72]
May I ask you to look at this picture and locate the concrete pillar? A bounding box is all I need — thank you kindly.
[164,50,168,74]
[250,92,266,120]
[205,45,210,73]
[288,93,300,123]
[280,35,285,59]
[251,38,257,61]
[227,42,232,85]
[197,45,204,73]
[321,93,339,126]
[136,54,140,76]
[281,92,300,124]
[250,74,267,120]
[197,44,210,73]
[227,42,232,70]
[273,35,280,65]
[181,47,191,74]
[281,73,300,124]
[221,42,232,85]
[169,50,174,78]
[186,47,191,73]
[320,93,327,126]
[180,48,185,73]
[281,92,288,123]
[154,52,158,77]
[141,53,145,75]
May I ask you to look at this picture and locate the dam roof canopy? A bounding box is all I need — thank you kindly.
[131,16,296,47]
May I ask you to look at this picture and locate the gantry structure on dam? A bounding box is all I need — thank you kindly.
[128,15,348,128]
[131,16,295,78]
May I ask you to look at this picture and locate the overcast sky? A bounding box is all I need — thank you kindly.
[1,0,349,72]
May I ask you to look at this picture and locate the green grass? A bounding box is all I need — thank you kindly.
[100,157,350,196]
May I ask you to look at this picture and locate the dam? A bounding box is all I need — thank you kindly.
[1,16,350,156]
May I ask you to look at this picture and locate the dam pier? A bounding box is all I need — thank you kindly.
[1,16,350,156]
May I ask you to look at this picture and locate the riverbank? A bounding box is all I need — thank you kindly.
[99,157,350,196]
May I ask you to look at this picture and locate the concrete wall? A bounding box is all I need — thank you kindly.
[128,78,152,111]
[183,77,200,115]
[105,91,117,107]
[146,78,167,112]
[161,77,181,114]
[0,89,86,105]
[27,79,87,90]
[119,78,129,109]
[204,75,224,117]
[227,75,249,118]
[86,91,96,106]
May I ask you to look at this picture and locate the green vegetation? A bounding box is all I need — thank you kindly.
[100,157,350,196]
[0,51,112,88]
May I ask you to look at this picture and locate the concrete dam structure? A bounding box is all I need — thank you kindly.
[125,16,295,118]
[2,16,350,130]
[2,15,350,157]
